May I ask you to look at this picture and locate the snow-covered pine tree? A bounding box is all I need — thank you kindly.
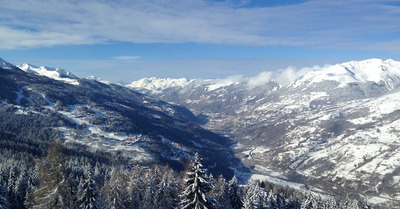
[211,175,229,208]
[126,166,145,208]
[340,198,361,209]
[23,177,36,209]
[33,141,67,209]
[77,174,102,209]
[243,181,264,209]
[300,193,318,209]
[227,175,243,209]
[0,173,10,209]
[264,190,286,209]
[274,193,287,209]
[180,152,212,209]
[140,178,158,208]
[319,197,339,209]
[102,167,128,209]
[156,168,179,208]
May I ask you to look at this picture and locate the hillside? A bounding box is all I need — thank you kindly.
[0,59,245,179]
[129,59,400,206]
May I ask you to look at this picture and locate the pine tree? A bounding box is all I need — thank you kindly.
[77,175,102,209]
[141,178,158,208]
[180,152,212,209]
[243,181,264,209]
[102,167,128,209]
[340,198,360,209]
[126,166,145,208]
[0,174,10,209]
[33,141,67,209]
[23,179,36,209]
[156,170,179,208]
[228,175,243,209]
[301,193,318,209]
[211,175,229,208]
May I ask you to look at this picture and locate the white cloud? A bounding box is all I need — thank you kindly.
[272,66,311,86]
[246,64,331,88]
[0,0,398,52]
[247,71,273,89]
[0,26,98,50]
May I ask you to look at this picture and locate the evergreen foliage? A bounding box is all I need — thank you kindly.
[0,138,379,209]
[102,167,128,209]
[77,174,102,209]
[228,176,243,209]
[33,141,67,209]
[0,174,10,209]
[180,152,212,209]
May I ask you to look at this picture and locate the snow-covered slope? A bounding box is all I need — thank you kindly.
[18,63,80,85]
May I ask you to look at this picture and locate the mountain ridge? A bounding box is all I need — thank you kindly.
[127,58,400,93]
[17,63,80,85]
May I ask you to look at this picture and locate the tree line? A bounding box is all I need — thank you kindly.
[0,140,376,209]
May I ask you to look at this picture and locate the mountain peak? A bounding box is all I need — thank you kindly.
[291,58,400,89]
[17,63,80,85]
[126,77,194,93]
[0,58,17,70]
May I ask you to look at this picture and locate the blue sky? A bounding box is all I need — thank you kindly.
[0,0,399,82]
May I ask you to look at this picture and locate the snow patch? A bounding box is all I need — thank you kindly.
[86,76,112,85]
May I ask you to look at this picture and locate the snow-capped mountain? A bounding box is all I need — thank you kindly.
[0,58,244,180]
[126,76,246,94]
[18,63,80,85]
[131,58,400,205]
[126,77,195,94]
[290,59,400,89]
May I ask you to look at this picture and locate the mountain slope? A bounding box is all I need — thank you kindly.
[0,59,247,179]
[132,59,400,205]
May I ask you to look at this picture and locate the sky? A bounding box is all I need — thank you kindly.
[0,0,399,82]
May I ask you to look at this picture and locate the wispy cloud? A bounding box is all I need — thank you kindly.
[246,65,319,88]
[1,0,398,53]
[112,56,141,60]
